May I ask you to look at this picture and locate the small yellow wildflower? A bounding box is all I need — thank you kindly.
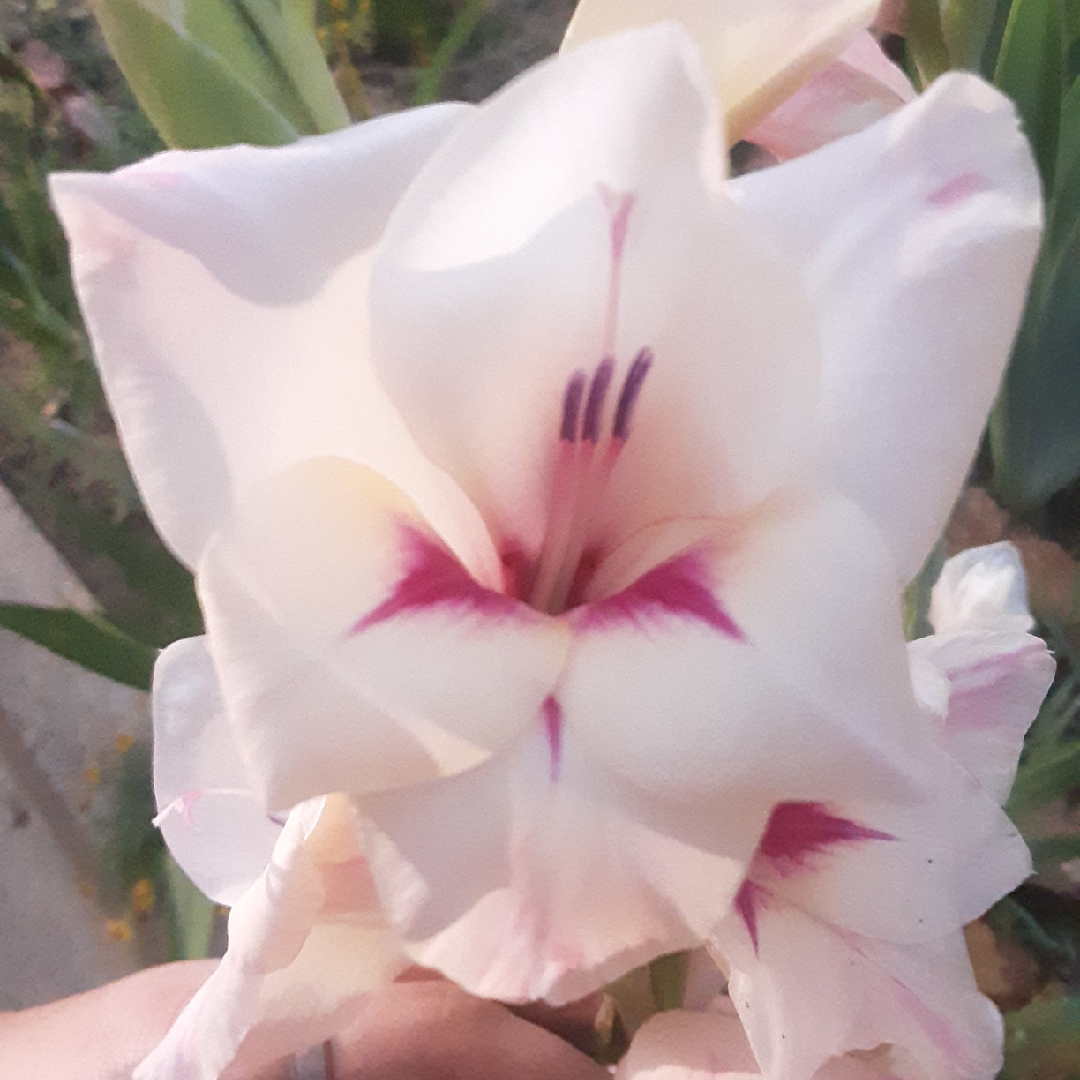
[105,918,132,942]
[131,878,155,916]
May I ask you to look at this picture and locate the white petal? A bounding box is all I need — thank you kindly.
[616,1007,761,1080]
[565,487,925,811]
[372,25,820,566]
[562,0,878,141]
[909,630,1054,805]
[716,901,1002,1080]
[199,457,569,809]
[153,637,281,906]
[755,774,1031,943]
[930,543,1036,636]
[746,33,914,162]
[361,726,762,1006]
[730,72,1042,583]
[50,105,485,571]
[136,796,403,1080]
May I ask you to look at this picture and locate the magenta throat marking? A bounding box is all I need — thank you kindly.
[352,526,521,634]
[757,802,894,877]
[735,880,766,953]
[736,805,892,955]
[579,550,744,638]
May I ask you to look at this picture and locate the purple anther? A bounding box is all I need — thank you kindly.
[582,357,614,444]
[560,370,587,443]
[612,347,653,441]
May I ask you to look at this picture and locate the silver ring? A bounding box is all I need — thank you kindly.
[294,1040,333,1080]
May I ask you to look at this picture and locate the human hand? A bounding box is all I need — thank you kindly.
[0,962,610,1080]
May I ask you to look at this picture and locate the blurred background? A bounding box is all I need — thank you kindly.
[0,1,1078,1075]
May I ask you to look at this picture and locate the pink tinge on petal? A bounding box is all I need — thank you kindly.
[944,638,1048,729]
[757,802,894,877]
[542,695,564,782]
[319,857,380,913]
[153,787,266,829]
[829,925,975,1075]
[888,969,972,1072]
[928,171,986,207]
[351,525,522,633]
[597,185,636,357]
[577,550,744,638]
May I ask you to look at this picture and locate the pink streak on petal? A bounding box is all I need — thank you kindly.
[598,184,637,263]
[351,526,523,634]
[542,695,563,782]
[735,880,767,953]
[758,802,894,877]
[153,787,260,829]
[832,926,972,1072]
[888,973,970,1072]
[943,639,1046,726]
[577,551,744,638]
[928,171,985,207]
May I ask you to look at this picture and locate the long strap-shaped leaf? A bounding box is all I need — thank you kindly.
[0,603,155,691]
[92,0,347,149]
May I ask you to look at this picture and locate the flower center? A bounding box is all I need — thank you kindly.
[530,349,653,614]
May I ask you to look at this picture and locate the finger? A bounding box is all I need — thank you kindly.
[330,980,610,1080]
[0,960,219,1080]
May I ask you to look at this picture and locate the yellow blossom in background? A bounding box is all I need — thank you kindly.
[131,878,156,916]
[105,918,132,942]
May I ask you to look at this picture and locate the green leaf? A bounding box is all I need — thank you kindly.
[413,0,488,106]
[1003,996,1080,1080]
[1062,0,1080,83]
[978,0,1018,77]
[987,894,1075,971]
[0,603,155,690]
[101,739,164,892]
[1029,832,1080,870]
[1007,737,1080,817]
[989,215,1080,509]
[92,0,302,148]
[372,0,454,65]
[941,0,1000,69]
[1023,670,1079,756]
[273,0,350,132]
[903,535,946,640]
[648,951,689,1013]
[1048,71,1080,242]
[0,384,201,646]
[994,0,1064,191]
[178,0,321,132]
[904,0,953,88]
[165,853,217,960]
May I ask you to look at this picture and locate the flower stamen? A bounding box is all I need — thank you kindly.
[530,190,655,615]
